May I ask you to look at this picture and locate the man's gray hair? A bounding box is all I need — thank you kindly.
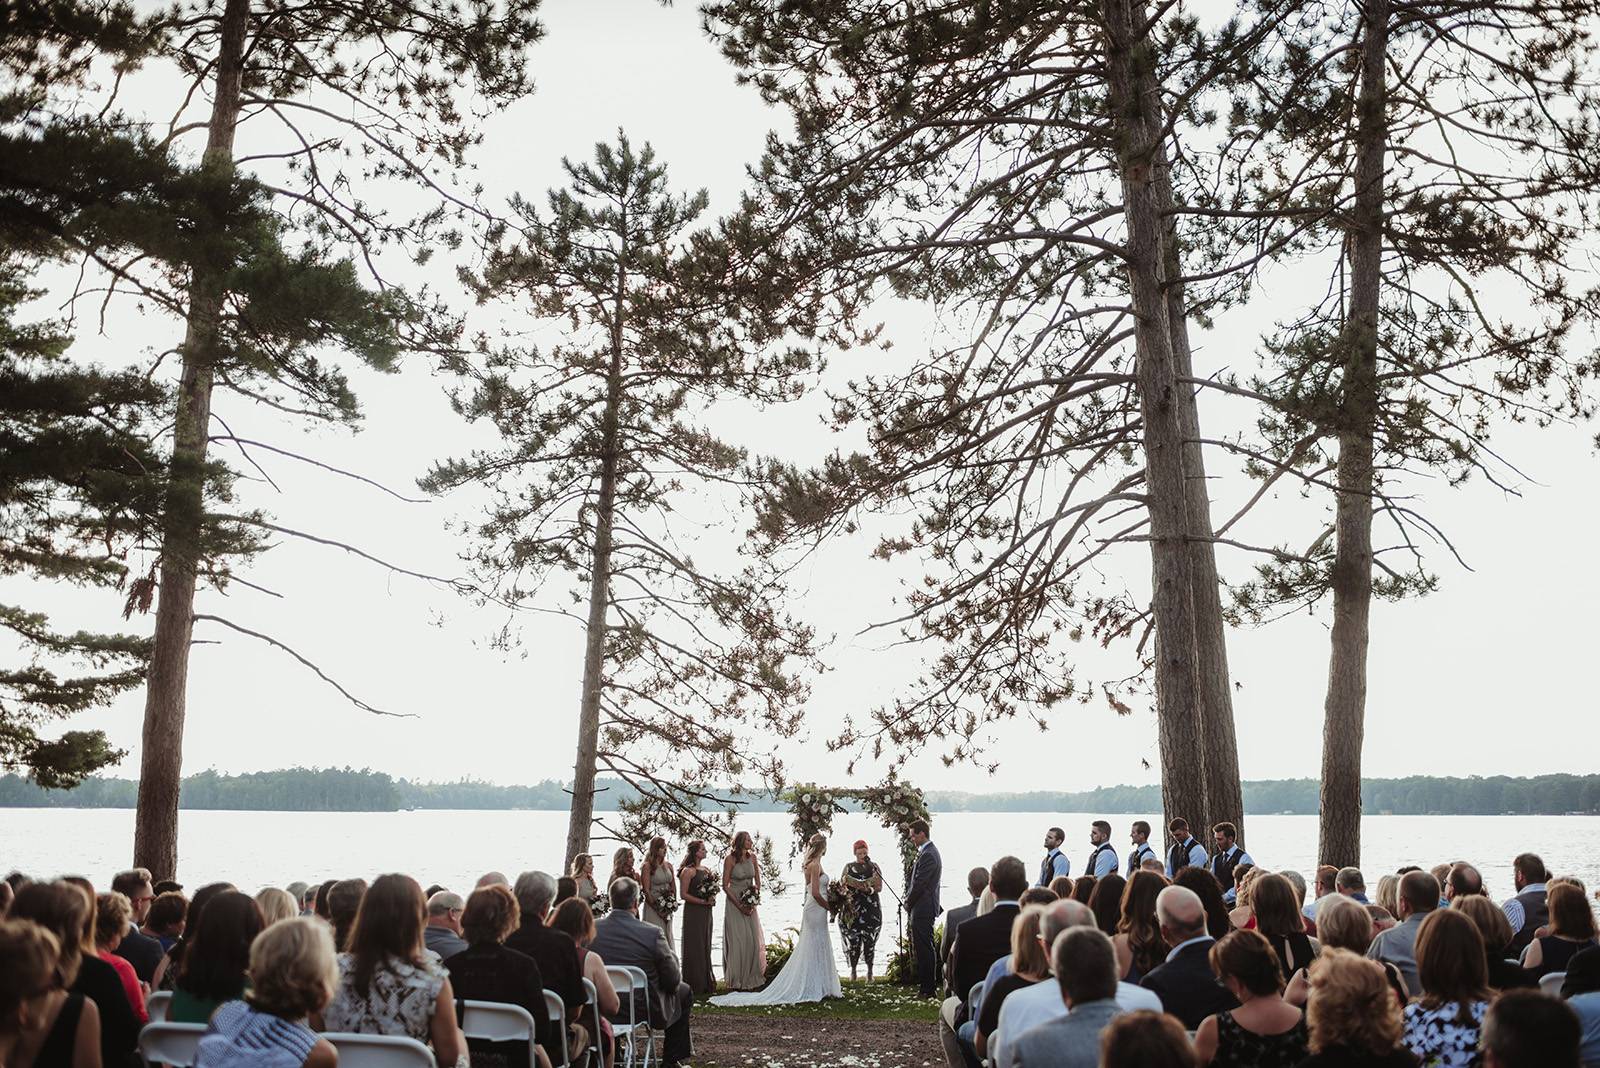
[427,890,464,916]
[513,871,557,918]
[286,881,309,902]
[1336,866,1366,893]
[476,871,510,889]
[1281,870,1307,905]
[610,876,641,913]
[1155,884,1206,939]
[1040,898,1094,945]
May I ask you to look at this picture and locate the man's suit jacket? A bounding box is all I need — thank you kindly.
[506,918,586,1010]
[590,909,686,1027]
[1010,998,1121,1068]
[1138,939,1238,1030]
[114,927,165,984]
[905,842,943,920]
[950,902,1021,1002]
[941,897,981,990]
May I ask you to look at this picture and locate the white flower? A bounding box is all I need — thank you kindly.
[802,792,812,803]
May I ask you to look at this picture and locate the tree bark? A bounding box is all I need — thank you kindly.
[132,0,250,879]
[565,242,628,871]
[1151,165,1245,845]
[1318,0,1388,869]
[1103,0,1209,840]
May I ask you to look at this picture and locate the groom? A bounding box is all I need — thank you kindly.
[904,818,943,998]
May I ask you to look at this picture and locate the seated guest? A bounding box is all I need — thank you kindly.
[477,871,510,889]
[1253,873,1317,977]
[1367,870,1439,997]
[1112,870,1168,983]
[0,880,13,916]
[312,880,336,924]
[555,877,578,906]
[158,882,235,992]
[941,867,989,997]
[442,885,553,1068]
[1193,930,1306,1067]
[1089,873,1126,936]
[325,879,367,951]
[1098,1010,1193,1068]
[1228,866,1260,929]
[1523,882,1598,978]
[1305,865,1340,923]
[973,905,1049,1062]
[1139,884,1239,1030]
[1368,903,1398,934]
[1481,988,1582,1068]
[147,892,187,952]
[550,897,622,1068]
[1334,867,1371,907]
[1504,853,1549,957]
[1070,876,1096,905]
[171,891,266,1023]
[319,873,464,1067]
[1299,949,1418,1067]
[254,888,297,928]
[424,891,468,961]
[107,870,162,984]
[989,900,1162,1068]
[506,872,586,1033]
[154,880,182,897]
[1376,874,1401,919]
[196,917,338,1068]
[1047,875,1074,899]
[1558,945,1600,1067]
[1288,895,1405,1009]
[1007,926,1123,1068]
[589,878,692,1068]
[1452,894,1536,990]
[1176,866,1233,940]
[285,882,309,912]
[92,894,147,1025]
[13,880,134,1068]
[941,856,1028,1063]
[0,909,103,1068]
[1401,909,1489,1068]
[1445,863,1483,901]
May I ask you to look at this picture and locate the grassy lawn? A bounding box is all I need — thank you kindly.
[697,979,940,1023]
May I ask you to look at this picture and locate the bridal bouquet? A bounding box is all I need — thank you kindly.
[651,888,680,922]
[589,894,611,918]
[690,871,720,904]
[738,885,761,910]
[825,880,848,917]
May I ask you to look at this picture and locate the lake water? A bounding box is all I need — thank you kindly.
[5,808,1596,975]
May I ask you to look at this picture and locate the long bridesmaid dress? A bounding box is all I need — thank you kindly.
[722,857,765,990]
[642,864,677,954]
[680,866,716,995]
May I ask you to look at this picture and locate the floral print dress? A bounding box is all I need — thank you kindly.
[1402,1000,1488,1068]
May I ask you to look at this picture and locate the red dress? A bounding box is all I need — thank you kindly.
[100,949,149,1024]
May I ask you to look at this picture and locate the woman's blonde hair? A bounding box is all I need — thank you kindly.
[1010,904,1050,977]
[805,833,827,865]
[1315,894,1375,953]
[0,919,59,1035]
[569,853,594,879]
[255,888,298,927]
[1306,948,1403,1055]
[1375,874,1400,918]
[1235,866,1263,910]
[246,917,338,1019]
[94,891,133,948]
[1452,894,1513,954]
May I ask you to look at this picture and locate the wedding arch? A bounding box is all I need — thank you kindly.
[779,781,931,881]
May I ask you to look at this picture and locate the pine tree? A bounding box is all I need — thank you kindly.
[425,134,821,864]
[1220,0,1600,865]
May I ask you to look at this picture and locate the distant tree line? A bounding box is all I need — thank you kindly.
[3,769,1597,816]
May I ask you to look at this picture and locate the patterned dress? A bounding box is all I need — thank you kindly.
[1402,1000,1488,1068]
[838,860,884,970]
[324,953,457,1064]
[1211,1011,1309,1068]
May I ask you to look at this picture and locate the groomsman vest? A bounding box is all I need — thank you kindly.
[1127,842,1155,875]
[1168,837,1202,875]
[1212,845,1243,889]
[1040,850,1063,886]
[1508,887,1549,956]
[1086,842,1114,876]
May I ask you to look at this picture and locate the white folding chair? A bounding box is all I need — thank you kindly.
[461,999,541,1068]
[323,1032,438,1068]
[605,965,656,1068]
[1541,971,1567,996]
[138,1021,206,1067]
[582,977,602,1065]
[146,990,172,1023]
[544,991,570,1068]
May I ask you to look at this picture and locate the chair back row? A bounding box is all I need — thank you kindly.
[139,1023,437,1067]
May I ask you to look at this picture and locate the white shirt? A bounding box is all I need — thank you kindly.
[989,976,1161,1068]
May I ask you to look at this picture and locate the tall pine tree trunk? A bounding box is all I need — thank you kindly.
[565,255,627,870]
[1153,159,1245,845]
[1318,0,1387,869]
[1104,0,1209,838]
[132,0,250,879]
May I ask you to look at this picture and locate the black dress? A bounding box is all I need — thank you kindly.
[1213,1011,1309,1068]
[445,942,550,1067]
[38,993,87,1066]
[1295,1045,1419,1068]
[1529,935,1599,979]
[72,954,141,1068]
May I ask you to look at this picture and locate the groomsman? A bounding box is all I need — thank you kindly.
[1166,817,1208,877]
[1126,821,1157,875]
[1039,826,1071,885]
[1210,822,1254,903]
[904,818,943,998]
[1085,821,1118,877]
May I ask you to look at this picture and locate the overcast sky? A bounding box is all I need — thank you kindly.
[12,0,1600,796]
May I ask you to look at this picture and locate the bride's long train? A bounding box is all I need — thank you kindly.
[710,872,845,1006]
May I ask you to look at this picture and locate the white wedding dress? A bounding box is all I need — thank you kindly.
[711,871,844,1005]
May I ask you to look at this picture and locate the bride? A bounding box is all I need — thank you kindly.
[711,832,844,1005]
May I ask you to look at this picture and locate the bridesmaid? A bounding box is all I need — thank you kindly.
[570,853,598,903]
[679,840,716,996]
[607,847,637,894]
[722,831,765,991]
[641,837,677,953]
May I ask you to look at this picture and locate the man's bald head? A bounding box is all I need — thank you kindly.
[1156,885,1207,944]
[1040,898,1095,946]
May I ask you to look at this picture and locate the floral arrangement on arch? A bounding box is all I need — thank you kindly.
[858,781,931,881]
[781,784,845,855]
